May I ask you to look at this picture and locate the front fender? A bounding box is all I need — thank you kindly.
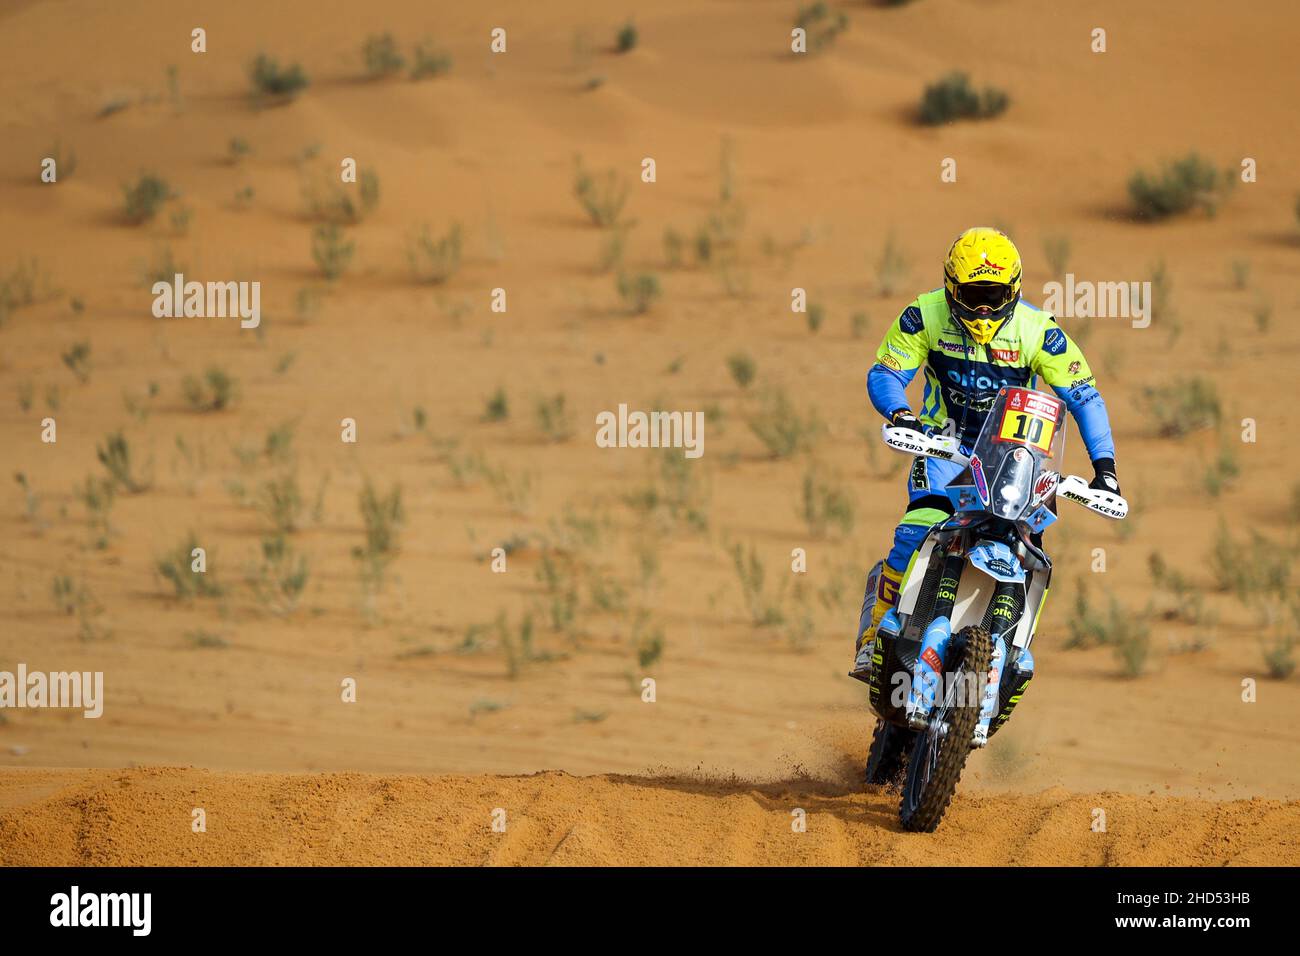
[967,540,1025,584]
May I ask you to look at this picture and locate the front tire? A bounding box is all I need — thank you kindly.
[899,626,992,832]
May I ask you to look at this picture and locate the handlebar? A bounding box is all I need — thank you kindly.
[880,424,970,468]
[879,424,1129,521]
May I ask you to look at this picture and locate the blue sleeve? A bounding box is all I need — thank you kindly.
[867,363,916,421]
[1052,384,1116,462]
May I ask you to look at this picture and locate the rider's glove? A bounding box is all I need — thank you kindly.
[1089,457,1121,496]
[889,409,925,434]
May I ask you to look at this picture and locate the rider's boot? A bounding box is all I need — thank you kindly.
[849,560,903,683]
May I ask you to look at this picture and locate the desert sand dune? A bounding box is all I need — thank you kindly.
[2,766,1298,866]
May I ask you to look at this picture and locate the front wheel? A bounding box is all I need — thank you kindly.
[899,626,992,832]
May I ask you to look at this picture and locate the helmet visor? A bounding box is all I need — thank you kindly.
[954,281,1016,314]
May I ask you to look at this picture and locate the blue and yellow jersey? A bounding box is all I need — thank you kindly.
[867,288,1115,461]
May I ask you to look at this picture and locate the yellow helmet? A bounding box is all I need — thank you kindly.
[943,227,1022,345]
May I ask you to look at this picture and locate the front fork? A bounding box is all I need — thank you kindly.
[905,551,964,727]
[972,581,1026,746]
[906,557,1031,741]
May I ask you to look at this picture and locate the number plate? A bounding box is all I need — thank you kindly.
[994,388,1063,454]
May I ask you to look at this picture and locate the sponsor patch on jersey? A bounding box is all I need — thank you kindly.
[888,343,910,358]
[1068,360,1081,374]
[880,354,902,371]
[1042,327,1067,356]
[899,306,924,334]
[937,338,975,356]
[989,347,1020,363]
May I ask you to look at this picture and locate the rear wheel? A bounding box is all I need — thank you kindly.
[899,626,992,832]
[864,720,914,788]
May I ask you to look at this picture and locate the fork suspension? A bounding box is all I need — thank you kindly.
[906,550,965,722]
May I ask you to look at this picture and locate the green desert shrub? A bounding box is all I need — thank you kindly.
[362,33,405,77]
[407,223,462,284]
[1137,377,1220,437]
[794,2,848,54]
[535,393,574,442]
[918,72,1009,125]
[74,474,116,549]
[482,387,508,422]
[1208,522,1290,604]
[121,173,172,224]
[249,53,309,102]
[729,542,785,627]
[616,21,639,52]
[0,259,46,322]
[157,533,223,599]
[573,158,629,227]
[411,42,453,79]
[311,223,355,279]
[1262,630,1296,680]
[1128,153,1232,220]
[806,303,825,334]
[302,167,380,224]
[800,463,855,536]
[748,386,822,458]
[256,473,304,534]
[61,341,92,383]
[360,482,403,552]
[248,534,310,615]
[182,366,238,412]
[727,352,756,389]
[616,272,661,314]
[96,430,149,493]
[623,448,709,532]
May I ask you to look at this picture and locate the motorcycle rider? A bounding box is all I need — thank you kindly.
[851,226,1120,680]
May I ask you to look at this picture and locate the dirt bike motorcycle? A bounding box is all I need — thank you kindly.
[855,386,1127,832]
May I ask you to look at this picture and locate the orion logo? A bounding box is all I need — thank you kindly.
[945,368,1015,391]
